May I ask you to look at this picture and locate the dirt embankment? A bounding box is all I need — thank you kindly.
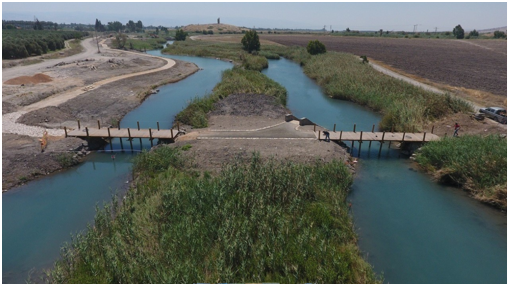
[171,94,354,174]
[2,42,199,191]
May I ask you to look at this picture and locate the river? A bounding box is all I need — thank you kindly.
[2,50,506,284]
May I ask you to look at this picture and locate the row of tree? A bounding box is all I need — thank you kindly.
[3,30,87,59]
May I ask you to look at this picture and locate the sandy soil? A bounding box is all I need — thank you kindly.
[170,94,354,175]
[2,37,198,191]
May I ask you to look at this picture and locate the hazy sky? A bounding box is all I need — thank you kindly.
[2,2,507,32]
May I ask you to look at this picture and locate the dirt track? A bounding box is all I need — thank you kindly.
[2,37,198,191]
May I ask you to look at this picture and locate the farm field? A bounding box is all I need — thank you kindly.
[261,35,507,97]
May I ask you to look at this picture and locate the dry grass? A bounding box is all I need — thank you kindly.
[191,34,284,46]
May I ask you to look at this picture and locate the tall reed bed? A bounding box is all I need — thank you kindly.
[47,148,380,283]
[415,135,507,209]
[278,47,473,132]
[176,67,287,128]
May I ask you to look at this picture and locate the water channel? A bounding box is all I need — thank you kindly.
[2,49,506,283]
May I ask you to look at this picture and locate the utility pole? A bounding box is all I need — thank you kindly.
[434,27,438,34]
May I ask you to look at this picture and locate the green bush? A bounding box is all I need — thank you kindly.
[306,40,327,55]
[241,30,260,53]
[241,54,268,71]
[493,30,506,39]
[415,135,507,209]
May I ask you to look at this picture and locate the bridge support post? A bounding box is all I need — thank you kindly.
[351,141,355,155]
[339,131,342,142]
[118,122,120,130]
[333,124,336,132]
[353,124,356,133]
[128,128,133,152]
[119,138,124,152]
[86,127,90,140]
[149,128,153,147]
[157,122,160,131]
[64,126,67,138]
[108,128,113,152]
[358,132,363,157]
[423,132,427,142]
[137,121,140,131]
[139,138,143,150]
[378,142,383,157]
[77,119,81,130]
[378,132,386,158]
[171,128,174,139]
[97,120,101,129]
[431,125,435,134]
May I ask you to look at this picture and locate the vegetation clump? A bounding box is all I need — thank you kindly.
[2,30,87,59]
[307,40,327,55]
[241,30,261,53]
[415,135,507,209]
[453,24,465,39]
[175,29,188,41]
[176,67,287,128]
[47,149,379,283]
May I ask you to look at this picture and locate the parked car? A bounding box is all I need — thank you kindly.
[479,107,507,124]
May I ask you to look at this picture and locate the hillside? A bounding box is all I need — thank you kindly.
[183,23,249,34]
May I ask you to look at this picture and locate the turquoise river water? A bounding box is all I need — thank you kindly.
[2,50,506,283]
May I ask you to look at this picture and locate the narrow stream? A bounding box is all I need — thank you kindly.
[2,50,506,284]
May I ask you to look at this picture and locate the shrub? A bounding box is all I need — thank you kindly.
[453,24,464,39]
[306,40,326,55]
[175,29,187,41]
[493,30,506,39]
[241,30,260,53]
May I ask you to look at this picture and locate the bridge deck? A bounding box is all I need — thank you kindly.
[67,128,175,139]
[318,131,439,142]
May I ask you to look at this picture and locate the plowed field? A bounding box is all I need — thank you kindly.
[261,35,507,96]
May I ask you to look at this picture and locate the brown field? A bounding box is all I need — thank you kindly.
[260,35,507,98]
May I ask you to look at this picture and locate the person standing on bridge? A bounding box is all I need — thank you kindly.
[323,130,330,142]
[453,122,460,137]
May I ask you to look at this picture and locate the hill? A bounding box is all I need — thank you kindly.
[183,23,249,34]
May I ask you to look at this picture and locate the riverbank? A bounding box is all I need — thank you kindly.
[2,38,199,191]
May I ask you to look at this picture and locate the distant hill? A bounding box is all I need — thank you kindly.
[477,26,507,34]
[182,23,249,34]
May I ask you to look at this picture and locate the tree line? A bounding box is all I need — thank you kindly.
[2,30,88,59]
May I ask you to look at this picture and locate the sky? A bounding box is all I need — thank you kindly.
[2,2,507,32]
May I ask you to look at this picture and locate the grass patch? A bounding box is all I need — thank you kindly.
[176,67,287,128]
[415,135,507,209]
[47,149,380,283]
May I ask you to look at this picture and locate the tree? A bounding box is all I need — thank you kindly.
[108,21,123,32]
[33,17,43,30]
[379,29,383,36]
[493,30,506,39]
[175,29,187,41]
[241,30,260,53]
[346,27,350,32]
[136,20,143,32]
[453,24,464,39]
[468,29,479,38]
[115,33,127,48]
[306,40,326,55]
[126,20,136,32]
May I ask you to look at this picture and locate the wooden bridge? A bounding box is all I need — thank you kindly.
[65,120,182,151]
[315,124,440,157]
